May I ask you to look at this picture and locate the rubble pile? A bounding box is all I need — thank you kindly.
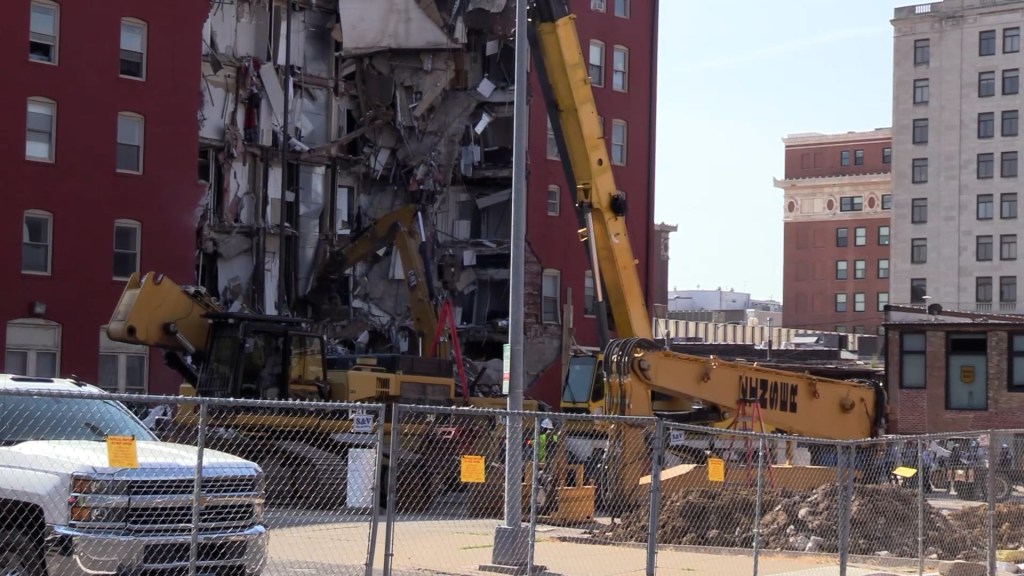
[601,487,789,548]
[947,503,1024,552]
[603,484,1024,561]
[759,484,977,560]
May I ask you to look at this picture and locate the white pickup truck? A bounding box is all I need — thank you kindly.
[0,374,268,576]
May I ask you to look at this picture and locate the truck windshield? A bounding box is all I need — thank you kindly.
[0,395,156,445]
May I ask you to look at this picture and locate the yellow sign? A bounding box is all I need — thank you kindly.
[892,466,917,479]
[707,457,725,483]
[460,455,485,483]
[106,435,139,469]
[961,365,975,384]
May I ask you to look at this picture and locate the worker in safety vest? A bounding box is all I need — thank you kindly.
[527,418,558,464]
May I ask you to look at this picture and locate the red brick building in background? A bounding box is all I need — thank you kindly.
[774,129,892,336]
[524,0,661,407]
[0,1,208,394]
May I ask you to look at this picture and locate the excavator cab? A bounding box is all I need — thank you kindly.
[188,313,328,403]
[562,354,605,414]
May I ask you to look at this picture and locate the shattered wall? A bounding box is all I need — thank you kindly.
[196,0,532,373]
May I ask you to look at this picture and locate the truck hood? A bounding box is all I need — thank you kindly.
[1,440,258,476]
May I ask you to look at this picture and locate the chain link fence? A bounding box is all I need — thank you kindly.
[3,384,1023,576]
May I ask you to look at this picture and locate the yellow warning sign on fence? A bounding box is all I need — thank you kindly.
[460,455,485,483]
[106,435,139,469]
[707,457,725,483]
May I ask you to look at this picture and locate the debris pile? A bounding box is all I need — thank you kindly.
[602,483,1024,561]
[759,484,978,560]
[948,503,1024,552]
[601,487,789,548]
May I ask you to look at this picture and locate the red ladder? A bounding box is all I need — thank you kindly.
[428,298,470,401]
[723,397,775,488]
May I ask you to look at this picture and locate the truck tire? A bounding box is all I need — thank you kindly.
[0,529,45,576]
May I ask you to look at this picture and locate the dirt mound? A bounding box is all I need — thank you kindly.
[948,503,1024,551]
[759,484,979,560]
[601,483,1024,561]
[601,487,790,548]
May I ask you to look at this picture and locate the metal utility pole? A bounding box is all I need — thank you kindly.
[490,0,529,569]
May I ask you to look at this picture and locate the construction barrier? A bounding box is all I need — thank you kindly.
[0,387,1021,575]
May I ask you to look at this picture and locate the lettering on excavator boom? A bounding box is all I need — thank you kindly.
[739,376,798,414]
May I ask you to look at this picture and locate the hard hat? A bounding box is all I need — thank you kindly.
[541,418,554,430]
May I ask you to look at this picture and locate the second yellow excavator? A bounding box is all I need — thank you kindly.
[526,0,889,511]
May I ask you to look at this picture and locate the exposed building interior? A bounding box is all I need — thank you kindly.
[196,0,529,387]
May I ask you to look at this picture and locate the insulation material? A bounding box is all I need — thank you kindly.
[299,87,329,146]
[225,161,254,224]
[337,0,453,56]
[297,166,326,294]
[265,165,294,227]
[200,71,233,141]
[259,65,286,128]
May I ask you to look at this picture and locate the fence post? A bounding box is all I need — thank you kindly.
[646,419,664,576]
[382,405,403,576]
[365,405,387,576]
[987,431,997,576]
[189,402,208,576]
[837,443,854,576]
[527,415,540,573]
[917,437,925,576]
[752,435,766,576]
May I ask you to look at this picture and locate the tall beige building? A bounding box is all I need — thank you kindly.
[891,0,1023,313]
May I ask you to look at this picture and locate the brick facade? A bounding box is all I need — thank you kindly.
[886,325,1022,433]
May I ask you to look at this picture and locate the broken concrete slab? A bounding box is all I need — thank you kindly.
[337,0,453,57]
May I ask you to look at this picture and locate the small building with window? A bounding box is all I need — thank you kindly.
[0,1,208,394]
[883,304,1024,433]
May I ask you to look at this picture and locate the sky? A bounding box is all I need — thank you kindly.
[653,0,909,302]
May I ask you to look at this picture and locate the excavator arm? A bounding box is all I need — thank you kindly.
[528,0,886,434]
[603,339,886,440]
[304,204,442,356]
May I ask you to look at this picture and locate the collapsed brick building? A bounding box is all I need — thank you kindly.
[194,0,668,406]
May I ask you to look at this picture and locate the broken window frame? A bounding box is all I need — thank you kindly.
[542,269,561,324]
[547,185,560,216]
[26,97,56,163]
[22,210,53,276]
[611,120,627,165]
[29,1,59,64]
[116,112,145,174]
[588,40,605,88]
[119,18,147,80]
[112,219,141,280]
[612,45,629,92]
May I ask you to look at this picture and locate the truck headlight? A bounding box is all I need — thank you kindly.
[71,475,127,495]
[68,500,127,524]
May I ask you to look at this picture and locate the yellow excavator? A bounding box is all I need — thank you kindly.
[105,204,530,511]
[527,0,888,511]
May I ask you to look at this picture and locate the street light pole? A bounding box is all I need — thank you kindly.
[490,0,529,570]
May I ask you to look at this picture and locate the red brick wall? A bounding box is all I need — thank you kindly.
[887,327,1019,434]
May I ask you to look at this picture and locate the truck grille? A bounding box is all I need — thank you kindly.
[127,476,259,497]
[127,504,256,532]
[71,474,262,535]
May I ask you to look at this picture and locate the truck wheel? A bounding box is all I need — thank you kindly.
[0,529,45,576]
